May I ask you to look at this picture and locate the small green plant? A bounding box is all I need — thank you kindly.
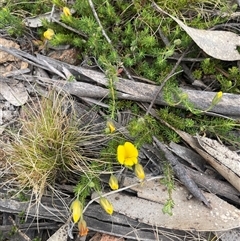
[18,211,26,224]
[160,161,175,215]
[0,8,25,36]
[128,115,164,146]
[32,237,41,241]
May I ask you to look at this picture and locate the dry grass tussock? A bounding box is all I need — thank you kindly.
[2,90,102,200]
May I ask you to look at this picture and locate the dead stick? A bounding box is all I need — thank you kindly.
[8,216,32,241]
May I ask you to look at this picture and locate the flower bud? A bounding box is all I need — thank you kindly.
[106,120,115,133]
[78,218,89,237]
[63,7,71,16]
[211,91,223,106]
[70,199,82,223]
[174,39,182,46]
[109,174,119,190]
[100,197,114,215]
[134,163,145,180]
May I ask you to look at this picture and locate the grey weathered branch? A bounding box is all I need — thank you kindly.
[0,45,239,117]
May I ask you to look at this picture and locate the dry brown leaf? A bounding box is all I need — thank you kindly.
[153,3,240,61]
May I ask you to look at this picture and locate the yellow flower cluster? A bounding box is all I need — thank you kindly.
[107,141,145,191]
[100,142,146,216]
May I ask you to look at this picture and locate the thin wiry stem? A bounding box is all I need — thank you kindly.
[87,0,133,80]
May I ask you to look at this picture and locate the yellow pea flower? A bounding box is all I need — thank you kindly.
[70,199,82,223]
[117,142,138,167]
[109,174,119,190]
[100,197,114,215]
[78,218,89,237]
[43,28,55,40]
[63,7,71,16]
[134,163,145,180]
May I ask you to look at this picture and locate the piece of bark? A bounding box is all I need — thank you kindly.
[153,136,211,208]
[154,126,240,193]
[0,45,239,116]
[38,53,240,117]
[0,197,69,222]
[0,80,28,106]
[0,45,240,116]
[84,202,195,241]
[169,141,206,172]
[100,181,240,231]
[196,134,240,192]
[215,228,240,241]
[186,167,240,205]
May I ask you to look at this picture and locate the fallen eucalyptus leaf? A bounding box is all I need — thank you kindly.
[153,2,240,61]
[47,223,69,241]
[23,11,61,28]
[0,81,28,106]
[105,178,240,231]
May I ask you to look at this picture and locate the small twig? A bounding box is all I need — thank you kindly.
[87,0,133,80]
[158,28,170,46]
[49,4,55,22]
[88,0,111,44]
[52,17,88,39]
[168,56,205,62]
[8,216,32,241]
[145,65,183,115]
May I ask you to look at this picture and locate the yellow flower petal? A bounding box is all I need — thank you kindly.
[124,157,138,166]
[63,7,71,16]
[134,163,145,180]
[109,174,119,190]
[117,145,125,165]
[100,197,114,215]
[124,142,138,159]
[43,28,55,40]
[70,199,82,223]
